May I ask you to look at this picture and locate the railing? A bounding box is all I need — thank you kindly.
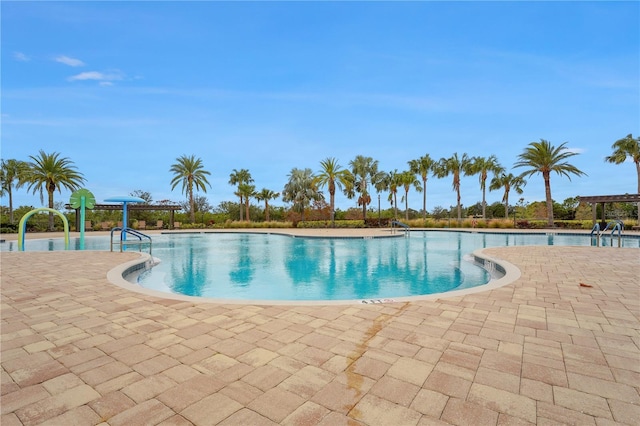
[391,220,410,237]
[110,227,152,255]
[590,220,623,247]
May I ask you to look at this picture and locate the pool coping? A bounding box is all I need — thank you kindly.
[106,237,522,306]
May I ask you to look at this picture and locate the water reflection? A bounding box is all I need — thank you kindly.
[167,237,210,297]
[229,234,255,285]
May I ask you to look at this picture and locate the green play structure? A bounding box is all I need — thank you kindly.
[17,208,70,251]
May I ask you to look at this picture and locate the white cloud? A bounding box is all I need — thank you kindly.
[565,147,585,154]
[14,52,30,61]
[68,70,124,84]
[55,55,85,67]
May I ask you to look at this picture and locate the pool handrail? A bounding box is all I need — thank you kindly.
[611,220,623,237]
[391,220,410,237]
[110,227,152,255]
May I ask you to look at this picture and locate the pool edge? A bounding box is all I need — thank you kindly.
[107,247,522,306]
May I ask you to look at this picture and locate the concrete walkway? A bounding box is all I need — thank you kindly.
[1,232,639,425]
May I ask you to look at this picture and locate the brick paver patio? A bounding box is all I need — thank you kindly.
[1,233,639,425]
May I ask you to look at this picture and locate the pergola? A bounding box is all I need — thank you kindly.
[65,203,183,230]
[577,194,640,226]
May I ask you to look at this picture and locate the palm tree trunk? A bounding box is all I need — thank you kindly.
[422,178,427,220]
[330,191,335,227]
[544,172,554,227]
[48,190,55,231]
[504,191,510,219]
[239,196,243,221]
[189,189,195,223]
[405,190,409,221]
[245,199,250,222]
[8,189,14,224]
[481,184,487,219]
[456,189,461,222]
[636,162,640,225]
[265,201,270,222]
[393,193,398,219]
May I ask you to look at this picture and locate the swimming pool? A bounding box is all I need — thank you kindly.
[4,230,638,301]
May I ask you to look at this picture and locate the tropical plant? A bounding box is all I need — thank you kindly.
[238,183,256,221]
[489,173,526,219]
[434,153,472,222]
[399,170,422,221]
[0,158,30,224]
[282,168,322,219]
[376,169,398,219]
[255,188,280,222]
[169,154,211,224]
[514,139,586,226]
[408,154,436,220]
[469,155,503,219]
[228,169,253,221]
[605,134,640,224]
[24,150,85,231]
[347,155,385,219]
[315,157,351,227]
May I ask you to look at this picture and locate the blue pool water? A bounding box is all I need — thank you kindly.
[3,231,638,301]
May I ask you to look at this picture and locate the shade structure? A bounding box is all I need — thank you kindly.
[103,196,146,239]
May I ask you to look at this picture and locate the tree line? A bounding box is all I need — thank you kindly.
[2,135,639,230]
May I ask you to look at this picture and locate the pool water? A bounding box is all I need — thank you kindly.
[3,231,638,301]
[137,233,488,301]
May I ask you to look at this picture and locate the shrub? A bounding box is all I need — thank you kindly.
[364,218,391,227]
[212,220,294,229]
[297,220,365,228]
[0,223,18,233]
[488,219,512,229]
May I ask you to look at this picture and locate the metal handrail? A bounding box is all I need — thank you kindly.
[391,220,410,237]
[610,220,624,236]
[110,227,152,255]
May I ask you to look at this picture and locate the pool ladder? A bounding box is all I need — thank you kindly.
[110,227,152,254]
[590,220,623,247]
[391,220,410,237]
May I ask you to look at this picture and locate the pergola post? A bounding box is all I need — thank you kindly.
[578,194,640,227]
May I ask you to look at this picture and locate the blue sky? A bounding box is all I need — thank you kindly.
[2,1,638,214]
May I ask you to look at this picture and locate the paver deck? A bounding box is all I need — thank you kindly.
[1,230,639,425]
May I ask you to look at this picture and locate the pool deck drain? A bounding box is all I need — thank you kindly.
[1,230,639,425]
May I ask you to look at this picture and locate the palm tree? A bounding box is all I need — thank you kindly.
[169,154,211,224]
[375,169,399,219]
[382,170,401,219]
[408,154,436,220]
[348,155,385,220]
[489,173,526,219]
[282,168,322,219]
[434,153,472,222]
[0,159,30,224]
[315,157,351,227]
[25,150,85,231]
[238,183,256,222]
[514,139,586,227]
[228,169,253,221]
[605,134,640,224]
[255,188,280,222]
[469,155,504,219]
[399,170,422,221]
